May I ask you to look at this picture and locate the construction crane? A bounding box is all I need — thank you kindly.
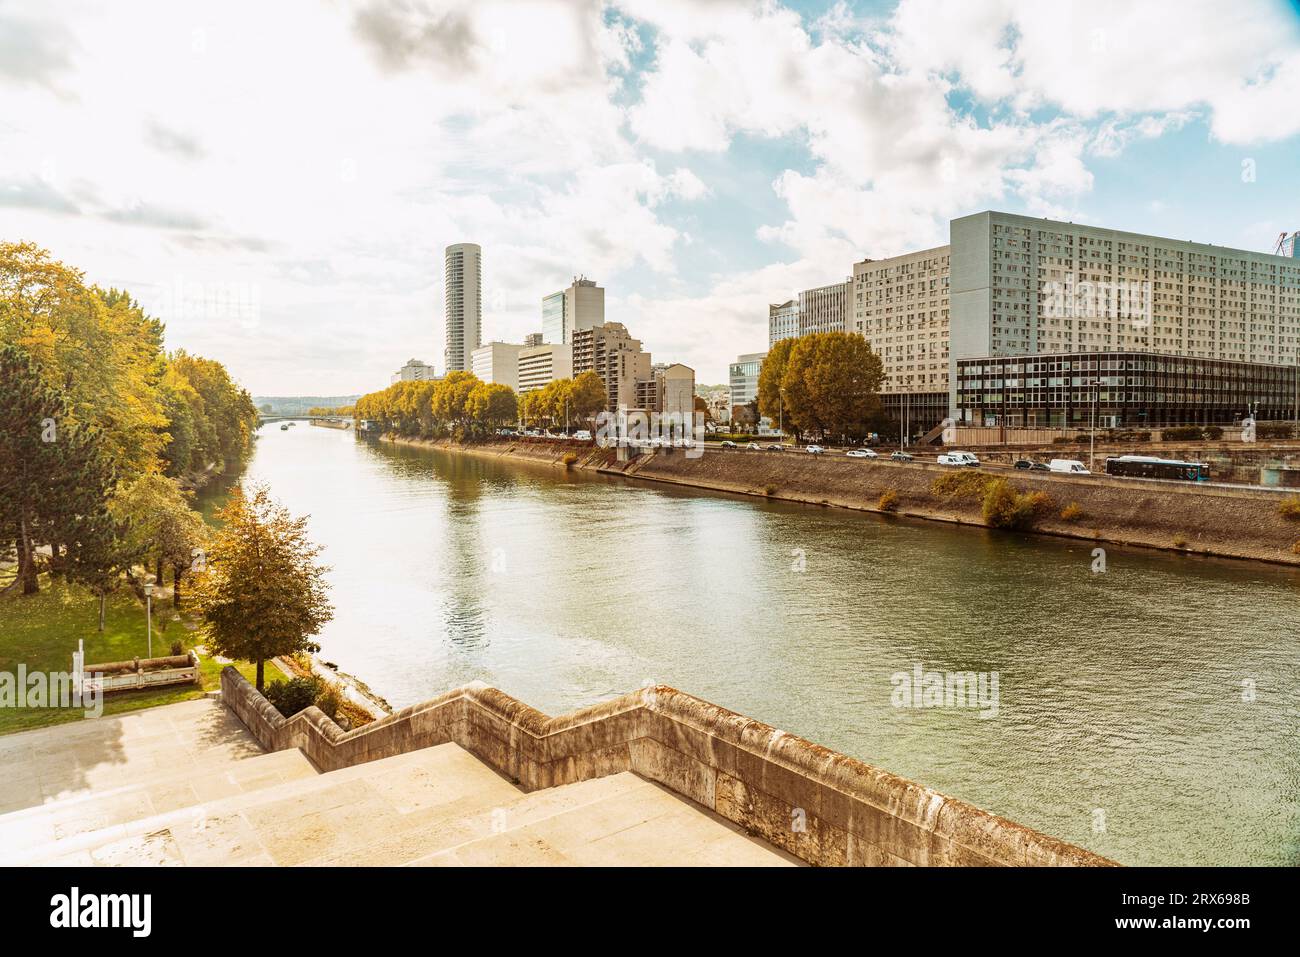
[1274,231,1298,257]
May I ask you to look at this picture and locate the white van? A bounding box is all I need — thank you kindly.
[1048,459,1090,474]
[573,430,592,441]
[937,451,980,467]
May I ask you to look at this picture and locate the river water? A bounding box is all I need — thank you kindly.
[219,423,1300,865]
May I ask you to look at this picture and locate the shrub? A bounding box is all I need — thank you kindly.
[878,489,899,512]
[1162,426,1202,441]
[931,470,996,501]
[1258,424,1295,440]
[1292,540,1300,556]
[263,676,323,718]
[169,640,185,657]
[1279,497,1300,521]
[562,451,578,467]
[1060,502,1084,522]
[1051,436,1074,445]
[1202,425,1223,440]
[982,479,1053,530]
[1172,533,1188,549]
[763,484,777,497]
[315,686,341,723]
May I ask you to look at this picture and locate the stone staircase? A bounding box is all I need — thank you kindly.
[0,698,797,867]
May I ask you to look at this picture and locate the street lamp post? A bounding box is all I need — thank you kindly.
[143,580,154,659]
[1089,378,1101,472]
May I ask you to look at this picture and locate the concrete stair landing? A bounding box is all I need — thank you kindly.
[0,699,797,867]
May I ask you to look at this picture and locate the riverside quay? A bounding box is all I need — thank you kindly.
[954,351,1300,429]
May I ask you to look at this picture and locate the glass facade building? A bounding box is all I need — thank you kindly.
[956,351,1300,428]
[541,291,565,345]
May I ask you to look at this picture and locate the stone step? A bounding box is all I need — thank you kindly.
[7,743,797,867]
[0,697,268,815]
[0,747,318,858]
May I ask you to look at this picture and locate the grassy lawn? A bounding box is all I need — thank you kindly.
[0,576,280,736]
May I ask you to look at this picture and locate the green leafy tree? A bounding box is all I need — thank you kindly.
[111,474,209,607]
[190,485,333,691]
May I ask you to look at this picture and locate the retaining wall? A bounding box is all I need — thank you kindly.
[623,447,1300,565]
[221,666,1113,867]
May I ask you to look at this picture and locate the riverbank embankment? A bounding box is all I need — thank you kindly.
[378,435,1300,565]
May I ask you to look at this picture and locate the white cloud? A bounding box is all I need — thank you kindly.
[1,0,1297,390]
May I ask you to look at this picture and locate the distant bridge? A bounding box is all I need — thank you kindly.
[257,414,351,424]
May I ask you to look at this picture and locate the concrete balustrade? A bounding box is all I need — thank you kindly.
[221,666,1114,867]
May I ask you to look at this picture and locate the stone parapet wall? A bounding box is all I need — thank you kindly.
[221,667,1113,867]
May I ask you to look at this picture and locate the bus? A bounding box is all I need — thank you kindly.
[1104,455,1210,482]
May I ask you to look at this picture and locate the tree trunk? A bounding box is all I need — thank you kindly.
[17,514,38,595]
[98,594,106,632]
[255,658,264,692]
[155,557,163,587]
[172,565,183,609]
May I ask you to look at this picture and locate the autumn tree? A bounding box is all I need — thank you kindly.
[467,381,517,430]
[569,372,607,427]
[757,337,796,432]
[779,332,884,440]
[190,485,333,690]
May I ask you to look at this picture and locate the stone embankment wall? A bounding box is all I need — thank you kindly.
[621,447,1300,565]
[221,667,1113,867]
[377,435,1300,563]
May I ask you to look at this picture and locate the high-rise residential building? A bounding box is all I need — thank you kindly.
[729,352,765,410]
[797,280,850,336]
[524,332,544,347]
[517,343,572,394]
[851,246,953,430]
[542,277,605,344]
[829,210,1300,432]
[470,342,526,391]
[769,300,799,347]
[948,210,1300,418]
[444,242,482,372]
[391,358,440,384]
[571,321,649,410]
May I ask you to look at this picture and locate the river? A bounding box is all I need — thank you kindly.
[212,422,1300,866]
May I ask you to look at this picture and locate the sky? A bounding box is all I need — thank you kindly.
[3,0,1300,393]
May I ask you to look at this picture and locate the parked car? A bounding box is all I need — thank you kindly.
[746,442,761,450]
[806,445,825,454]
[1013,459,1033,469]
[573,430,592,441]
[938,451,981,467]
[845,449,871,458]
[766,443,785,451]
[1048,458,1091,474]
[1030,462,1050,471]
[720,440,737,448]
[890,451,914,462]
